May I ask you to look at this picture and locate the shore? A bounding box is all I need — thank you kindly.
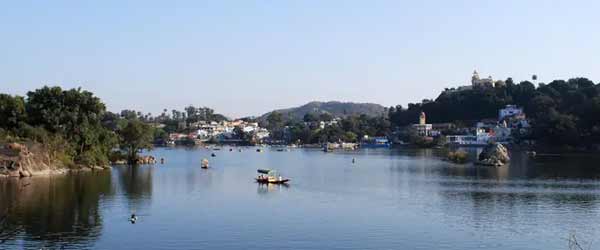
[0,142,113,178]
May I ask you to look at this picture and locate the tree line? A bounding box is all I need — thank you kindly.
[0,86,226,166]
[263,111,391,144]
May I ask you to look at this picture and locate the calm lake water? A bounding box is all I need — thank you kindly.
[2,147,600,250]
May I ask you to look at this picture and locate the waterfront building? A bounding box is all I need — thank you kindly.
[447,128,495,146]
[412,112,434,137]
[360,136,391,148]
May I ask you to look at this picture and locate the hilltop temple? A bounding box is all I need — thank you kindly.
[447,71,505,92]
[471,70,494,88]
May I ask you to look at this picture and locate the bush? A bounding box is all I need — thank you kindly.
[448,150,469,164]
[108,150,127,163]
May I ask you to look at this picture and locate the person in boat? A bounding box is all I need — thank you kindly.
[130,213,137,224]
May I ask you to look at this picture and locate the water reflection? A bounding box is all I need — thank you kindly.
[0,171,113,249]
[114,165,153,212]
[1,147,600,250]
[256,183,289,195]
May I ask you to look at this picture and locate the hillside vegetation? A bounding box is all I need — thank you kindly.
[260,101,386,122]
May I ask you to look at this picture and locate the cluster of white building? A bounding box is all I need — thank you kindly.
[169,120,269,144]
[446,105,530,146]
[410,104,530,146]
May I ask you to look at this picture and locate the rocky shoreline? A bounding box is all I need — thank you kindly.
[0,142,111,178]
[477,142,511,167]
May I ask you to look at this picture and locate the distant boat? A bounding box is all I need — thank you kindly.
[256,148,263,152]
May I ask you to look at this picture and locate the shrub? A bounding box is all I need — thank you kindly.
[448,150,469,164]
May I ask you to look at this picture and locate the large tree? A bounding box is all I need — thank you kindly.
[0,94,26,131]
[24,86,116,165]
[118,119,154,163]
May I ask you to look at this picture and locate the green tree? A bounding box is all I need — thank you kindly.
[0,94,26,131]
[25,86,115,165]
[118,119,154,163]
[303,113,319,122]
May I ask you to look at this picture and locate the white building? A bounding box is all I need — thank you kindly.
[447,128,496,146]
[412,112,435,137]
[499,105,524,121]
[472,70,494,88]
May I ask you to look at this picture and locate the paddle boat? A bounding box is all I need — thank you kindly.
[255,169,289,184]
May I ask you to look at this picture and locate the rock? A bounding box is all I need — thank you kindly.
[478,142,510,166]
[112,160,127,165]
[6,143,27,153]
[135,155,156,165]
[8,170,21,177]
[91,166,105,171]
[19,169,31,177]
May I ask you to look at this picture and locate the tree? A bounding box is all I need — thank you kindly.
[343,131,357,142]
[303,113,319,122]
[118,119,154,163]
[0,94,26,131]
[25,86,115,165]
[233,126,255,144]
[319,113,333,122]
[267,112,283,130]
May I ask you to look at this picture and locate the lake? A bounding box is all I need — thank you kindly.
[2,147,600,250]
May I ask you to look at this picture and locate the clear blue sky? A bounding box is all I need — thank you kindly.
[1,0,599,118]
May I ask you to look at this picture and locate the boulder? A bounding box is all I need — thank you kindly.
[8,170,21,177]
[112,160,127,165]
[135,155,156,165]
[478,142,510,166]
[91,166,105,171]
[19,169,32,177]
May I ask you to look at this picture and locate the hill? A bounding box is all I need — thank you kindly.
[260,101,386,122]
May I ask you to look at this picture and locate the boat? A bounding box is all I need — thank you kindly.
[255,169,289,184]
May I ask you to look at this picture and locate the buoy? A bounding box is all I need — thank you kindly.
[202,158,209,168]
[211,153,216,157]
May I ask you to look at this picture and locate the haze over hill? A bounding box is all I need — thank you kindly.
[259,101,386,121]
